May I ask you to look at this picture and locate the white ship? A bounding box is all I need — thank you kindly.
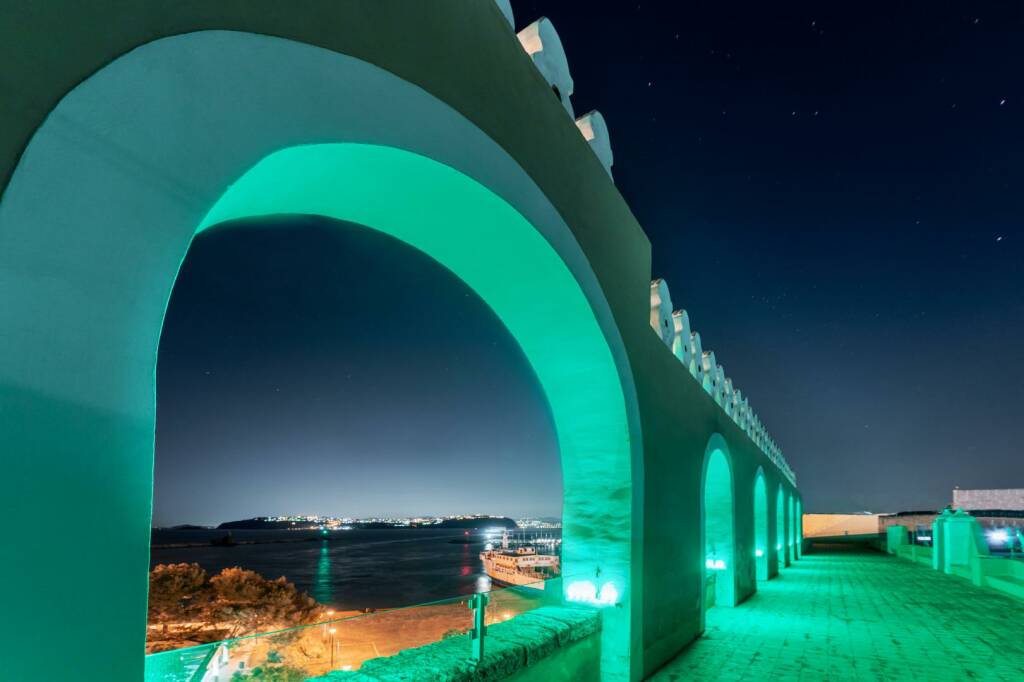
[479,529,560,590]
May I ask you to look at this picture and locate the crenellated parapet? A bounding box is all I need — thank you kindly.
[648,279,797,485]
[516,18,576,117]
[649,279,674,346]
[575,111,614,178]
[507,6,615,180]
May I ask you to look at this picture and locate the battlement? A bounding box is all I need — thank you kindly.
[649,278,796,485]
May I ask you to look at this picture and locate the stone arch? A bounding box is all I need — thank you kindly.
[0,32,641,681]
[776,483,787,569]
[701,433,737,619]
[753,468,770,581]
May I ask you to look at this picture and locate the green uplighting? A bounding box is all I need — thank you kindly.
[703,436,736,608]
[753,470,769,581]
[776,485,786,567]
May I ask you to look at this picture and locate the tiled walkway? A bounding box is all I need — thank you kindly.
[650,547,1024,681]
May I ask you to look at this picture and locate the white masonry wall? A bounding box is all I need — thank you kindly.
[952,488,1024,511]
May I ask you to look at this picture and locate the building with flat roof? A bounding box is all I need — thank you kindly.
[952,488,1024,511]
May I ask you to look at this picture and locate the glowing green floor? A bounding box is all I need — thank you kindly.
[651,548,1024,681]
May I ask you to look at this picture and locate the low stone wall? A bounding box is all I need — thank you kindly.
[977,556,1024,600]
[894,544,933,567]
[891,524,1024,603]
[311,606,601,681]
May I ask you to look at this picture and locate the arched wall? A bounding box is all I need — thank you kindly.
[0,5,804,680]
[0,32,642,681]
[641,350,799,676]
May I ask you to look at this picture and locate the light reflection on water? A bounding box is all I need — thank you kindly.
[314,540,333,605]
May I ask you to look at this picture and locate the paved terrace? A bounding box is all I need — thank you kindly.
[651,547,1024,681]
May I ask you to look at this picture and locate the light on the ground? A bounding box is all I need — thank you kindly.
[567,580,619,606]
[598,582,619,605]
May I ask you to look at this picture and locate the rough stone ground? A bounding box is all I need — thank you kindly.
[651,547,1024,682]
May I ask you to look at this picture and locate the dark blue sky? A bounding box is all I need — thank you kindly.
[155,2,1022,524]
[524,0,1022,512]
[155,220,559,526]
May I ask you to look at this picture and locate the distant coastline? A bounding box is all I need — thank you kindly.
[151,515,521,548]
[212,515,519,531]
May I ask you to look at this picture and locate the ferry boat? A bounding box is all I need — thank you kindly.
[479,529,560,590]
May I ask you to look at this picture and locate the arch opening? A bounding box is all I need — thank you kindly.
[701,436,736,611]
[753,470,769,582]
[776,485,787,569]
[788,494,797,563]
[796,498,803,559]
[150,216,565,619]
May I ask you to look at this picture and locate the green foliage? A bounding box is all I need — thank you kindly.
[148,563,210,622]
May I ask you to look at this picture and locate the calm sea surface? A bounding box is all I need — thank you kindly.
[149,528,559,610]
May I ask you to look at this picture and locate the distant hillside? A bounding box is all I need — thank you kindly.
[214,516,519,530]
[216,518,315,530]
[431,517,517,529]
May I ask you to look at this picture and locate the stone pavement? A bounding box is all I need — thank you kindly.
[650,547,1024,681]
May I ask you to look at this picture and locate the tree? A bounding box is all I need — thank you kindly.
[147,564,321,649]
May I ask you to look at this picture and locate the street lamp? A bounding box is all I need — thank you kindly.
[322,609,335,639]
[329,627,338,668]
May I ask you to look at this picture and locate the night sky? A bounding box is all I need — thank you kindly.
[155,2,1022,525]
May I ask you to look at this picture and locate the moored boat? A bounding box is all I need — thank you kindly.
[479,529,560,589]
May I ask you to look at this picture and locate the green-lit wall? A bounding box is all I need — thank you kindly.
[630,331,799,675]
[0,2,800,680]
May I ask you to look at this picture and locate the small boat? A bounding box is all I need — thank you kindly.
[479,529,560,590]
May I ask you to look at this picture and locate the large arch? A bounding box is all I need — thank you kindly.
[776,484,787,569]
[701,434,736,618]
[753,468,769,582]
[0,32,642,681]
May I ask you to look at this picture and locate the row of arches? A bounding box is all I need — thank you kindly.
[702,436,802,617]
